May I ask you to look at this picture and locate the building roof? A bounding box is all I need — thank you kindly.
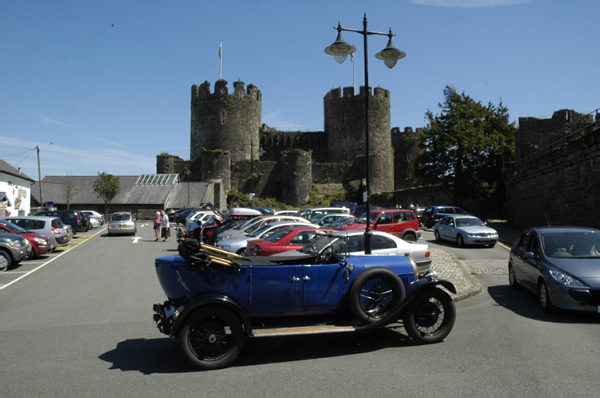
[0,159,35,183]
[30,174,209,208]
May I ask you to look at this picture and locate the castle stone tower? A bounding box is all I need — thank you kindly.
[191,79,262,162]
[324,86,394,193]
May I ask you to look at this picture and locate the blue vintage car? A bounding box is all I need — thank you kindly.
[153,233,457,370]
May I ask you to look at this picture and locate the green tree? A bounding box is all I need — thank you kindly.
[414,86,516,204]
[93,172,121,216]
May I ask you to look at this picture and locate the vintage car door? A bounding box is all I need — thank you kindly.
[298,258,349,314]
[249,264,301,316]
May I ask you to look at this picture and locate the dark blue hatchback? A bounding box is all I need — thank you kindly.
[422,205,471,228]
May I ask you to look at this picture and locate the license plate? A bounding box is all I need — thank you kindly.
[117,224,127,228]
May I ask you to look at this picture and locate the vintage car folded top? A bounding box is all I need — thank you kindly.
[153,232,457,370]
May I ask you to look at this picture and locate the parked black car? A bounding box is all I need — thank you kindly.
[35,210,88,234]
[422,205,472,228]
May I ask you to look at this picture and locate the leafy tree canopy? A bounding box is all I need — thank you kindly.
[414,86,516,203]
[93,172,121,215]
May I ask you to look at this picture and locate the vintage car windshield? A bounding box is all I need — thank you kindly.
[298,235,338,255]
[542,232,600,258]
[455,218,485,227]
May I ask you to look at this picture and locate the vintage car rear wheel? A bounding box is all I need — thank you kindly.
[403,288,456,344]
[177,307,244,370]
[349,268,406,325]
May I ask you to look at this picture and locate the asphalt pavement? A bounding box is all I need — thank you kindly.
[428,220,523,302]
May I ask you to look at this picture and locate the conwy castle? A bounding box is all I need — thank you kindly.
[157,79,599,229]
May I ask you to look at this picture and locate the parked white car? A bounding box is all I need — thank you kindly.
[185,211,215,232]
[216,215,312,243]
[277,230,432,276]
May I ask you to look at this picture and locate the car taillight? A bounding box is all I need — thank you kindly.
[51,227,60,235]
[425,250,430,258]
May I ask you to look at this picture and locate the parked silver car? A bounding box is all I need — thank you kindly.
[4,216,71,249]
[434,216,498,247]
[108,211,137,236]
[217,221,319,255]
[0,232,30,271]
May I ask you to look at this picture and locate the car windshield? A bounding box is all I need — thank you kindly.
[542,232,600,258]
[1,221,27,234]
[356,211,379,224]
[455,218,484,227]
[265,229,294,242]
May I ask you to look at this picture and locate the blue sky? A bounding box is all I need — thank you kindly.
[1,0,598,181]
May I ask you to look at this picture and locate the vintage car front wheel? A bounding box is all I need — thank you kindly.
[177,307,244,370]
[403,288,456,344]
[349,268,406,325]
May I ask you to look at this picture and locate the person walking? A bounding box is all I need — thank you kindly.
[153,212,162,241]
[161,210,170,242]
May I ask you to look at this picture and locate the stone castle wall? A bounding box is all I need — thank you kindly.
[505,111,600,229]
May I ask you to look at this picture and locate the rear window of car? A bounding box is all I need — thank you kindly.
[393,211,415,222]
[51,219,62,228]
[112,213,132,221]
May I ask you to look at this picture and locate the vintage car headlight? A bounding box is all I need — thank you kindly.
[549,270,585,287]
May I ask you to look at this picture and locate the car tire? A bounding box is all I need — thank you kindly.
[403,288,456,344]
[0,251,10,272]
[25,248,34,261]
[508,264,520,290]
[236,248,245,256]
[457,235,465,247]
[434,230,441,242]
[538,280,554,313]
[349,268,406,325]
[177,307,244,370]
[403,233,416,242]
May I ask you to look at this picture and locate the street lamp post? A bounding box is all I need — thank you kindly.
[325,14,405,254]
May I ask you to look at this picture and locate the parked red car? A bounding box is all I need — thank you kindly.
[0,219,52,259]
[338,209,421,242]
[245,227,332,256]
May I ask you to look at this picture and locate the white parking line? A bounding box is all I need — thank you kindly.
[0,227,106,290]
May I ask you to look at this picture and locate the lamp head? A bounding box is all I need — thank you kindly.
[375,29,405,69]
[325,23,357,64]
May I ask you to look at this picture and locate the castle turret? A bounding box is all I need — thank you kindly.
[324,86,394,193]
[191,79,262,162]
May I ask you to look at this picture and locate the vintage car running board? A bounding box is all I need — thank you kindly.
[252,324,358,337]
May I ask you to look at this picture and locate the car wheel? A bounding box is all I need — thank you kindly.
[508,264,520,290]
[403,288,456,344]
[457,235,465,247]
[236,248,245,256]
[25,248,34,261]
[0,251,11,272]
[403,233,416,242]
[349,268,406,325]
[177,307,244,370]
[538,280,554,313]
[434,230,441,242]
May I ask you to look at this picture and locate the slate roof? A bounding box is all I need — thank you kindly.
[0,159,35,183]
[31,174,209,208]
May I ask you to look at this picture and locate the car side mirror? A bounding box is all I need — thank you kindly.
[523,251,538,259]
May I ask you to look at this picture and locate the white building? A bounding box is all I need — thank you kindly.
[0,160,35,217]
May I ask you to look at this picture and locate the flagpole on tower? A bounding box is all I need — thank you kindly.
[219,40,223,80]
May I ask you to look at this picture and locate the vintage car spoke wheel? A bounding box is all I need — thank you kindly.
[177,307,243,370]
[538,281,554,313]
[403,289,456,344]
[508,264,520,290]
[349,268,406,325]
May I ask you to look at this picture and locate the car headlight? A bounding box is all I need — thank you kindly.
[222,245,231,251]
[549,270,585,287]
[33,237,49,245]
